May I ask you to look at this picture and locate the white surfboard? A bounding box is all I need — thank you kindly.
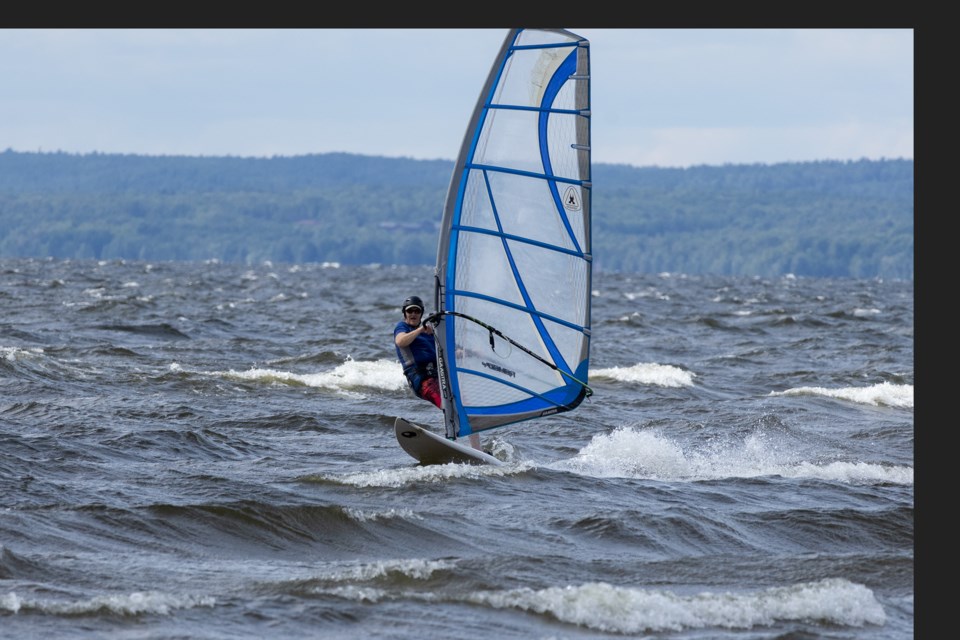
[394,417,503,466]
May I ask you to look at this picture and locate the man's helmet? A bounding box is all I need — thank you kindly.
[401,296,424,313]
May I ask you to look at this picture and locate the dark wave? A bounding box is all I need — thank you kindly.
[94,323,191,339]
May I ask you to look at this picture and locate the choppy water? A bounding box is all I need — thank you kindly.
[1,258,913,639]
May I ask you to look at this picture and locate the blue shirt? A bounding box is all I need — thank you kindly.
[394,321,437,394]
[394,321,436,369]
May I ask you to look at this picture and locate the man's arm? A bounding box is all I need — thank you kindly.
[395,323,434,348]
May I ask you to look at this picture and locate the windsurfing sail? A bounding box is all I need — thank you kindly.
[431,28,593,441]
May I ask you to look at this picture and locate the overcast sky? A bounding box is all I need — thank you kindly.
[0,28,913,168]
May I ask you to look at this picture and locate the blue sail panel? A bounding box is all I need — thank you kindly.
[434,28,592,440]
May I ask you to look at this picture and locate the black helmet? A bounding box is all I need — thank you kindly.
[401,295,424,313]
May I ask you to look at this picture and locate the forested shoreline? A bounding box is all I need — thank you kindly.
[0,150,913,279]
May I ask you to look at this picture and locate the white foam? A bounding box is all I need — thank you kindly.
[329,460,529,488]
[591,362,695,388]
[551,426,912,485]
[206,357,407,398]
[467,577,886,633]
[0,590,215,616]
[344,507,422,522]
[1,346,45,361]
[772,381,913,408]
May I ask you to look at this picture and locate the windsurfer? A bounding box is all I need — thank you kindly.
[393,295,483,452]
[394,295,441,409]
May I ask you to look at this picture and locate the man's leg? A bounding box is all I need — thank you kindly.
[420,378,442,409]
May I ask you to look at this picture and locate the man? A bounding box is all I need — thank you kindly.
[393,295,484,452]
[393,295,441,408]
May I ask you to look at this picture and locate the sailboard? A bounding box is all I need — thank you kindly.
[395,417,503,466]
[396,27,593,465]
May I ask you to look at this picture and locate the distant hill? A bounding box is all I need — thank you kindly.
[0,150,913,279]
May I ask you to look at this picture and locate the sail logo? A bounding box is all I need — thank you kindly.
[562,186,581,211]
[437,348,449,396]
[482,361,516,378]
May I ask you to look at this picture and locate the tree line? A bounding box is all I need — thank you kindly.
[0,150,913,279]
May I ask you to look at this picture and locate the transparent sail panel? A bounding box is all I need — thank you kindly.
[436,28,592,439]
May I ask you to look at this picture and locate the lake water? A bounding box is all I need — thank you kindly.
[0,258,914,639]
